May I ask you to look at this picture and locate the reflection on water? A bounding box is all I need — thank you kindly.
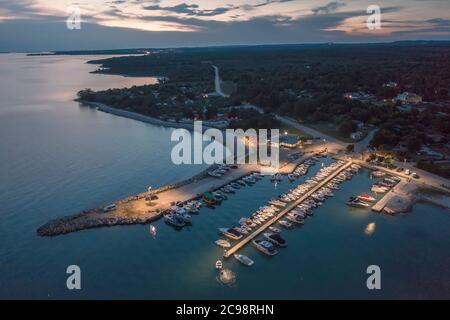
[365,222,376,235]
[0,54,449,299]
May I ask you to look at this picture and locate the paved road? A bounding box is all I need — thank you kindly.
[273,114,347,154]
[212,65,229,98]
[354,129,377,153]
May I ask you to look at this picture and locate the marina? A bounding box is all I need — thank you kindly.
[223,160,353,258]
[1,54,450,299]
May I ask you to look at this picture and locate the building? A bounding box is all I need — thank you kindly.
[395,92,422,104]
[383,81,398,88]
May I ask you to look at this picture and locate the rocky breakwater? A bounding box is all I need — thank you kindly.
[37,209,162,237]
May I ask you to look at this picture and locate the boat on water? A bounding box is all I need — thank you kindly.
[372,171,385,178]
[149,224,157,237]
[219,228,243,240]
[177,209,192,221]
[215,239,231,248]
[203,192,217,206]
[268,226,281,233]
[233,254,254,266]
[252,239,278,256]
[347,197,370,208]
[263,232,287,247]
[278,220,293,229]
[164,213,185,228]
[286,214,305,225]
[357,194,376,202]
[371,185,389,193]
[215,260,223,269]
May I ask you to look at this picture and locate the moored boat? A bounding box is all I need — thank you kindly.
[219,228,243,240]
[215,239,231,248]
[252,239,278,256]
[263,232,287,247]
[233,254,254,266]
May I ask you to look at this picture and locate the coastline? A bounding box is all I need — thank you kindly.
[79,100,227,131]
[36,154,309,237]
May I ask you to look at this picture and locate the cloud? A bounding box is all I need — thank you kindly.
[312,1,346,15]
[143,3,237,17]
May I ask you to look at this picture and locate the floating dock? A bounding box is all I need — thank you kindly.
[223,161,353,258]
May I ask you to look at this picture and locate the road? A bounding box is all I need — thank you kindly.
[212,65,229,98]
[273,114,347,154]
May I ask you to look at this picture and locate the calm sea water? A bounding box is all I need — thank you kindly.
[0,54,449,299]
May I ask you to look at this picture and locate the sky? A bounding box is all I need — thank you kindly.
[0,0,449,52]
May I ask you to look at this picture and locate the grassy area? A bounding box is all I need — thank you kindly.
[306,122,355,143]
[220,80,237,96]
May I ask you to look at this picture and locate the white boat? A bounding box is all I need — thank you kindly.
[371,185,389,193]
[252,239,278,256]
[215,239,231,248]
[215,260,223,269]
[372,171,385,178]
[233,254,254,266]
[278,220,293,229]
[149,224,157,237]
[268,226,281,233]
[357,194,376,202]
[347,198,370,208]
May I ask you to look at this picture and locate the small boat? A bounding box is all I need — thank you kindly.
[174,210,191,223]
[149,224,157,237]
[278,220,293,229]
[215,260,223,269]
[347,198,370,208]
[263,232,287,247]
[357,194,376,202]
[203,192,217,206]
[164,213,185,228]
[219,228,243,240]
[233,254,254,266]
[372,171,385,178]
[252,239,278,256]
[371,185,389,193]
[286,215,305,225]
[268,226,281,233]
[215,239,231,248]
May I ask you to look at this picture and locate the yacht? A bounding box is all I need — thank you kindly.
[219,228,243,240]
[164,213,185,228]
[252,239,278,256]
[263,232,287,247]
[234,254,254,266]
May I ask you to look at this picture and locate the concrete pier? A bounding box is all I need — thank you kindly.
[223,161,353,258]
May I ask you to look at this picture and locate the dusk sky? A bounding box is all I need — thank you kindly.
[0,0,449,52]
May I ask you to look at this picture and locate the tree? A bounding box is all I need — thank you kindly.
[346,144,355,153]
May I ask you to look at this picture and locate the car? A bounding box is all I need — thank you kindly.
[412,173,420,179]
[405,169,411,175]
[396,167,404,172]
